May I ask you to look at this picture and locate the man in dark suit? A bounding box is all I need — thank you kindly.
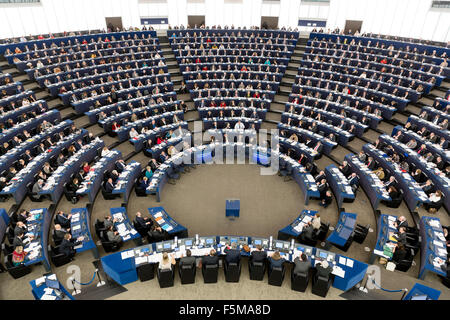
[179,249,196,268]
[104,178,115,193]
[60,233,83,259]
[224,242,241,265]
[149,226,165,243]
[159,151,169,163]
[202,249,219,267]
[315,171,326,183]
[312,141,323,154]
[394,216,408,230]
[317,179,328,199]
[366,157,376,170]
[348,173,359,193]
[250,245,267,264]
[115,159,126,172]
[339,160,351,177]
[135,211,152,233]
[55,211,72,229]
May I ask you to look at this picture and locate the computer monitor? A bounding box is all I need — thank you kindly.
[275,242,283,249]
[184,239,193,247]
[230,238,238,244]
[45,278,60,290]
[411,295,428,300]
[206,238,214,245]
[319,251,328,259]
[254,239,262,245]
[163,242,171,250]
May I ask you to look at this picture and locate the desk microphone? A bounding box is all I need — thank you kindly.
[269,236,273,250]
[290,239,295,251]
[173,236,178,248]
[195,234,199,246]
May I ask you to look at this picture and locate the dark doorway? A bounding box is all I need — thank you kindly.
[188,15,205,28]
[105,17,123,32]
[261,16,278,29]
[344,20,363,35]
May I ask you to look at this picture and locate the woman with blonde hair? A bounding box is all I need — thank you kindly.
[12,246,27,266]
[373,167,385,180]
[159,252,176,270]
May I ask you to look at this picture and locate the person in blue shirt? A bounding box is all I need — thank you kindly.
[268,251,286,272]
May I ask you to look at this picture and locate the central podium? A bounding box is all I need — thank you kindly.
[225,199,240,219]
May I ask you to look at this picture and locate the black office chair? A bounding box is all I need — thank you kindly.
[315,222,330,241]
[291,268,311,292]
[249,260,265,281]
[94,219,106,238]
[268,265,285,286]
[52,232,63,247]
[179,262,196,284]
[395,248,414,272]
[132,220,149,238]
[2,243,13,256]
[202,264,219,283]
[4,254,32,279]
[101,182,120,200]
[353,224,370,244]
[224,260,241,282]
[99,231,121,253]
[137,263,155,282]
[48,245,72,267]
[157,266,175,288]
[134,185,147,197]
[311,269,334,297]
[385,189,403,208]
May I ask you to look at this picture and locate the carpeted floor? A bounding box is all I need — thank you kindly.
[1,157,449,300]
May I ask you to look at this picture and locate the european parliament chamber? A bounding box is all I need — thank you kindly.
[0,0,448,304]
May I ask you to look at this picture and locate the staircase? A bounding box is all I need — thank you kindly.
[261,36,308,131]
[158,31,200,134]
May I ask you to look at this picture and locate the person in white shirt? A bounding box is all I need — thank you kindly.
[234,120,245,130]
[159,252,175,270]
[129,127,139,139]
[101,146,110,157]
[311,213,321,230]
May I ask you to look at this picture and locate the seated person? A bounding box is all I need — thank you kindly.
[159,252,176,270]
[315,260,333,280]
[268,251,286,272]
[12,246,27,266]
[423,190,443,213]
[179,249,196,268]
[392,242,408,264]
[106,225,122,244]
[14,221,27,236]
[53,224,69,243]
[201,249,219,268]
[55,211,72,229]
[31,179,45,201]
[103,215,116,230]
[394,216,408,230]
[319,190,333,208]
[250,245,267,264]
[60,233,84,259]
[135,211,153,233]
[224,242,241,266]
[311,213,321,230]
[149,225,165,242]
[293,253,310,276]
[104,178,115,193]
